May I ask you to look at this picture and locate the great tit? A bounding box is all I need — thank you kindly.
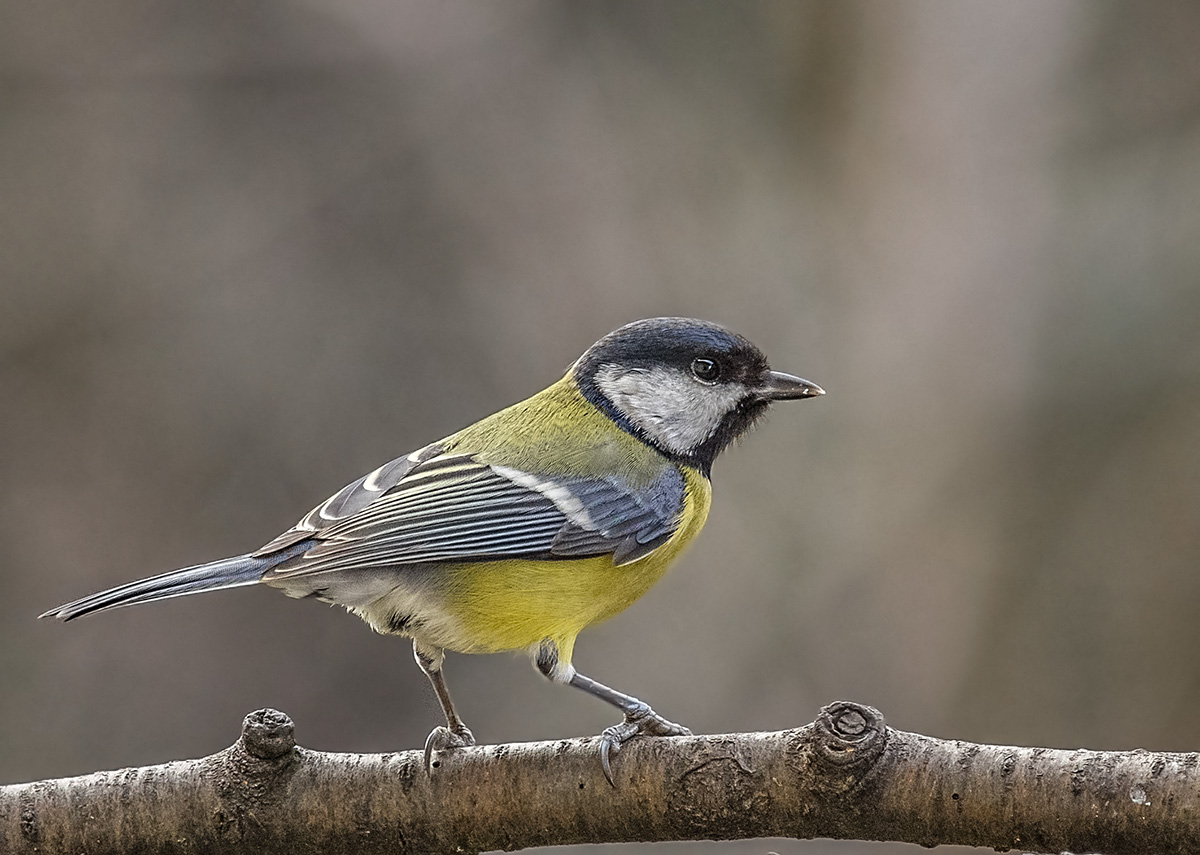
[42,317,823,781]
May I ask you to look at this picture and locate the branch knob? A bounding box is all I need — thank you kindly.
[240,708,296,760]
[814,701,887,768]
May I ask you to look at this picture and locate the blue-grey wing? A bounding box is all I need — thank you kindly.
[256,451,685,580]
[543,470,685,564]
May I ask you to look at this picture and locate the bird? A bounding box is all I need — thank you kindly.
[41,317,824,782]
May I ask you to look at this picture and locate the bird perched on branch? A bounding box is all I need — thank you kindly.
[42,317,823,782]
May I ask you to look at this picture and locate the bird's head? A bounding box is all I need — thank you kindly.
[573,317,823,473]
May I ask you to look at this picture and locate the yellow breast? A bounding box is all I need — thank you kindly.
[439,465,711,661]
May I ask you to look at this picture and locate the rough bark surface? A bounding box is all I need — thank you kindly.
[2,703,1196,854]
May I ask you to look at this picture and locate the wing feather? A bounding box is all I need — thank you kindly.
[258,448,686,578]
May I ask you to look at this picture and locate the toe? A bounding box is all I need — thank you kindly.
[594,710,690,785]
[423,726,449,774]
[599,735,617,786]
[423,725,476,775]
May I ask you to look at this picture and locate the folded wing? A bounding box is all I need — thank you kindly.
[257,450,685,580]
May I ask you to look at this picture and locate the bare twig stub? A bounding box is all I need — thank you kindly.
[2,702,1197,854]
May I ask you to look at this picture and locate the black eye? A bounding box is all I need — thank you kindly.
[690,357,720,382]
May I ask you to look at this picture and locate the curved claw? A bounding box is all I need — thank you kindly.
[423,724,475,775]
[597,708,691,786]
[598,726,622,785]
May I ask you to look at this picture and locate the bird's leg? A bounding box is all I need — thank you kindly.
[534,640,690,785]
[413,640,475,773]
[569,671,692,784]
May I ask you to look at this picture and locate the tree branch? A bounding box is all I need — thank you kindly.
[2,702,1196,854]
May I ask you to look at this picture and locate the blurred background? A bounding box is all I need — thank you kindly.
[3,2,1200,853]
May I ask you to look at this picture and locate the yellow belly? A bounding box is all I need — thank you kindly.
[440,467,710,660]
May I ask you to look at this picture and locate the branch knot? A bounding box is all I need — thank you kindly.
[240,708,295,760]
[814,701,886,768]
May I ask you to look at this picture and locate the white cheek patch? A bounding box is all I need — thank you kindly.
[594,364,747,456]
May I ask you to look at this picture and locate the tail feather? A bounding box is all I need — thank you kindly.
[41,553,274,621]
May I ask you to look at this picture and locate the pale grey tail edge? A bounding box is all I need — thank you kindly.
[39,542,311,621]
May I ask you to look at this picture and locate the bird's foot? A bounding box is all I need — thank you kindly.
[423,724,475,775]
[598,704,691,785]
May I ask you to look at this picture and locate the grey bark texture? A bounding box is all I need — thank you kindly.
[2,702,1196,854]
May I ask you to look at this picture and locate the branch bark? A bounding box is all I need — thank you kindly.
[2,702,1196,854]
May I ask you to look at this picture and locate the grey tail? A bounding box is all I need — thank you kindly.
[40,553,275,621]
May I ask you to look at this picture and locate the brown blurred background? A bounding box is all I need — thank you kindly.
[4,2,1200,853]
